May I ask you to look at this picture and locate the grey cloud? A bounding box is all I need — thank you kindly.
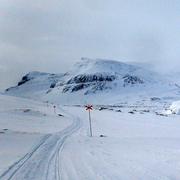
[1,0,180,90]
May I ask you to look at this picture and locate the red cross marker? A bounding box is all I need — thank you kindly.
[86,105,93,110]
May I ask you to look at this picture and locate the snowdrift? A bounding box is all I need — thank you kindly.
[168,100,180,115]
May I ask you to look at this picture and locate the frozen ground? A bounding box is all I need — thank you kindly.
[0,95,73,179]
[0,94,180,179]
[60,106,180,180]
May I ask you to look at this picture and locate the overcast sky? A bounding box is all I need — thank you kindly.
[1,0,180,91]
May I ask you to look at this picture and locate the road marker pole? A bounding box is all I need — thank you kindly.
[43,101,49,107]
[86,105,93,137]
[53,106,56,114]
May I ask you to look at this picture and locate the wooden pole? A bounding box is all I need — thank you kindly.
[89,109,92,137]
[54,106,56,114]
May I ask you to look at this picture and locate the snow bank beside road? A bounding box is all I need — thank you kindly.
[168,100,180,115]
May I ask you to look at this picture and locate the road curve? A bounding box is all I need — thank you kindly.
[0,115,82,180]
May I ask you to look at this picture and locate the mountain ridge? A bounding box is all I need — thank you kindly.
[2,58,179,105]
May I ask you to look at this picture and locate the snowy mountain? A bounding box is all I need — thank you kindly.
[4,71,63,99]
[3,58,179,105]
[52,58,172,94]
[1,59,180,180]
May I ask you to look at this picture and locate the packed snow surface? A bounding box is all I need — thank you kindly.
[1,94,180,180]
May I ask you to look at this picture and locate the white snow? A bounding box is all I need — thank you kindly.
[168,100,180,115]
[0,94,73,177]
[1,93,180,179]
[1,59,180,179]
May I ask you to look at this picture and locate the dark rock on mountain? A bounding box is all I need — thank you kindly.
[67,74,115,84]
[18,75,31,86]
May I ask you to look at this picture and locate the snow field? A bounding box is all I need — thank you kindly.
[1,94,180,179]
[1,59,180,179]
[60,106,180,180]
[0,95,73,176]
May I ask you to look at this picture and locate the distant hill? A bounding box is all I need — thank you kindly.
[3,58,179,105]
[4,71,63,99]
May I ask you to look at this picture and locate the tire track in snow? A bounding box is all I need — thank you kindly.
[0,115,82,180]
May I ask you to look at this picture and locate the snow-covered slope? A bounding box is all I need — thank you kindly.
[167,100,180,115]
[1,59,180,179]
[53,58,172,94]
[4,71,63,99]
[3,58,179,105]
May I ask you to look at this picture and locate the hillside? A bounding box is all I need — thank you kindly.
[4,71,63,99]
[3,58,179,105]
[1,59,180,179]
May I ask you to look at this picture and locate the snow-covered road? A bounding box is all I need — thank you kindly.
[1,94,180,180]
[0,105,82,180]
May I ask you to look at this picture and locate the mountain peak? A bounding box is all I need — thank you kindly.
[2,58,177,104]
